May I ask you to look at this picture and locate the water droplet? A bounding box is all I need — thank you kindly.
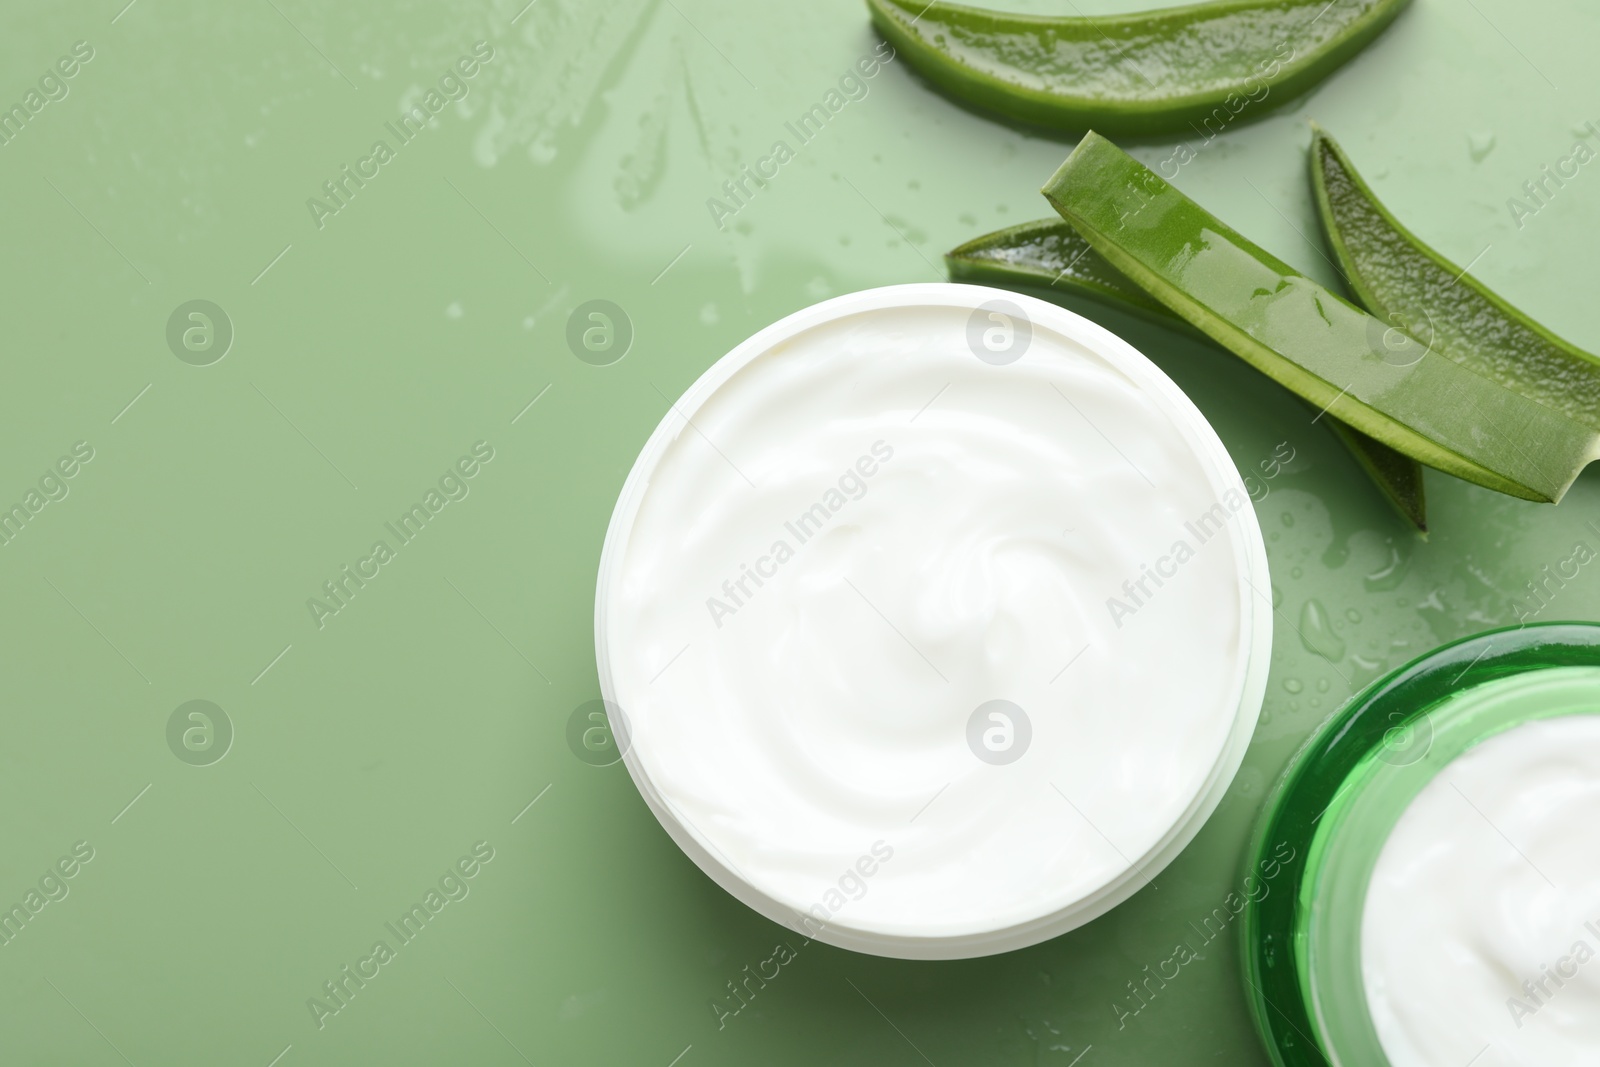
[1346,608,1362,623]
[1272,584,1284,609]
[1316,677,1331,693]
[1281,512,1295,528]
[445,300,464,319]
[1284,678,1304,694]
[1468,131,1497,162]
[1299,598,1347,662]
[885,216,927,245]
[1365,545,1411,592]
[1291,566,1303,579]
[699,303,719,325]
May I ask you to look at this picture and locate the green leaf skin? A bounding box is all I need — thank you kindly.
[1311,125,1600,433]
[1041,133,1600,503]
[947,218,1428,530]
[866,0,1413,136]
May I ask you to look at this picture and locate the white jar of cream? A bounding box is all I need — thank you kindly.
[595,284,1271,959]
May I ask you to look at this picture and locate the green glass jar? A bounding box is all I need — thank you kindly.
[1241,622,1600,1066]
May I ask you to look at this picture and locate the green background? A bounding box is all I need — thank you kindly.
[1,0,1596,1063]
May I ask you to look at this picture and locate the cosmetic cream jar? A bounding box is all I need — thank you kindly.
[596,284,1271,959]
[1244,623,1600,1066]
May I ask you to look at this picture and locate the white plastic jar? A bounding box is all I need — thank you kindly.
[595,284,1271,958]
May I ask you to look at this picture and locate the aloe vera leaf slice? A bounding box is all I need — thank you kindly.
[866,0,1413,136]
[1312,124,1600,434]
[947,218,1428,529]
[1323,419,1426,530]
[1041,133,1600,503]
[946,218,1183,327]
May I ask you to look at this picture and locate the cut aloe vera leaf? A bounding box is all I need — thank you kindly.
[947,218,1429,529]
[1324,419,1426,530]
[1042,133,1600,504]
[866,0,1413,136]
[946,218,1182,327]
[1312,124,1600,433]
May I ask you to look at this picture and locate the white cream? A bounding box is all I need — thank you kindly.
[1363,713,1600,1066]
[596,285,1269,958]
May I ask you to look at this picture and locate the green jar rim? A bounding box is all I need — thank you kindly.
[1238,621,1600,1067]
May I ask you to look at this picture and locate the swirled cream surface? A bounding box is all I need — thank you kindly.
[600,288,1264,953]
[1363,713,1600,1067]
